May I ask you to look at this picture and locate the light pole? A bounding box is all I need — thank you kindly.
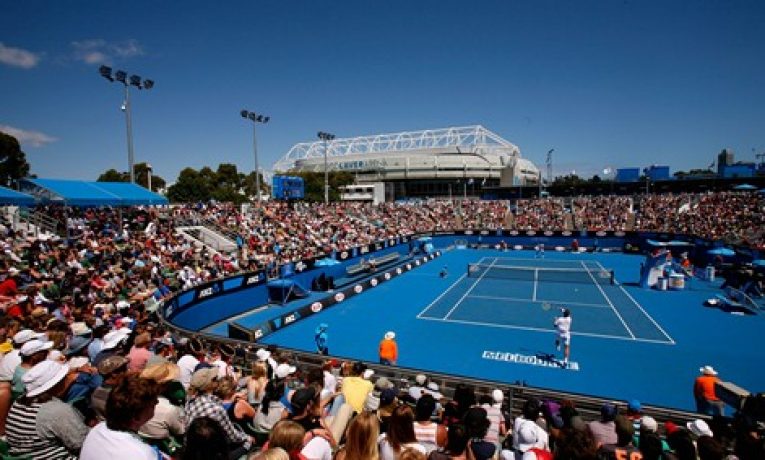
[99,65,154,183]
[317,131,336,204]
[146,163,153,191]
[241,110,270,202]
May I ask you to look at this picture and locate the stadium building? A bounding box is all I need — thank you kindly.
[273,125,540,200]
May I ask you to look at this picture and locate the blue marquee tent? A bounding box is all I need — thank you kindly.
[20,178,168,207]
[0,186,35,206]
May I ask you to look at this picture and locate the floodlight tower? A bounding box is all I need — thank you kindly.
[98,65,154,183]
[240,110,270,202]
[317,131,336,204]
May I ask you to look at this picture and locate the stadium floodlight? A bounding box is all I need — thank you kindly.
[99,65,114,82]
[241,109,270,203]
[317,131,336,204]
[98,66,155,183]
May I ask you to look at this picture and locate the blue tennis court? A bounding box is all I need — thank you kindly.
[418,256,674,344]
[253,248,765,411]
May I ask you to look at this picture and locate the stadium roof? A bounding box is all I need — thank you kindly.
[273,125,521,172]
[0,186,35,206]
[20,178,168,207]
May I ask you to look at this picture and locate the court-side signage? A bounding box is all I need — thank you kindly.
[482,350,580,371]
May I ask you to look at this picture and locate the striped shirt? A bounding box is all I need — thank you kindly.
[413,421,439,454]
[6,398,87,459]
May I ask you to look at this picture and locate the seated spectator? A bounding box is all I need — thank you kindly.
[408,374,428,401]
[80,373,161,459]
[249,448,290,460]
[216,375,258,436]
[428,423,470,460]
[0,328,44,434]
[596,415,641,460]
[179,416,230,460]
[266,420,306,460]
[90,355,130,420]
[12,338,54,399]
[6,360,89,459]
[138,362,186,452]
[442,384,476,427]
[334,411,380,460]
[92,327,131,367]
[553,426,598,460]
[341,361,374,414]
[127,332,154,373]
[506,416,552,459]
[287,386,335,459]
[587,403,618,448]
[254,369,289,432]
[379,404,427,460]
[413,394,447,454]
[463,407,497,460]
[481,389,507,454]
[185,367,253,454]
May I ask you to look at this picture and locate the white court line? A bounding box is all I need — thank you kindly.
[468,294,611,309]
[416,273,469,318]
[494,257,590,265]
[595,261,676,345]
[532,269,538,301]
[581,261,636,339]
[444,257,498,320]
[417,315,674,344]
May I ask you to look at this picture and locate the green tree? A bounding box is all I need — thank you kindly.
[0,132,31,187]
[167,167,212,203]
[97,169,128,182]
[290,171,354,202]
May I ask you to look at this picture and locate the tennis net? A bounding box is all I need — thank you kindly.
[466,263,613,285]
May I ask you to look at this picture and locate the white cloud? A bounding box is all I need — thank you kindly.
[0,125,58,148]
[0,43,40,69]
[71,39,144,65]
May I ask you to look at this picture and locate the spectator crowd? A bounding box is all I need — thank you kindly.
[0,191,761,458]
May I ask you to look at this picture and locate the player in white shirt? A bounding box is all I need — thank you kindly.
[554,308,572,367]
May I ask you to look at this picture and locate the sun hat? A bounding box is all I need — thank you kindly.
[415,374,427,385]
[255,348,270,361]
[13,329,45,345]
[516,420,543,452]
[20,339,53,357]
[70,322,92,337]
[190,367,219,391]
[687,419,713,437]
[640,416,658,433]
[64,335,92,357]
[699,365,718,376]
[23,360,69,397]
[275,363,297,379]
[363,369,375,380]
[102,328,131,350]
[133,332,152,348]
[315,323,328,334]
[375,377,395,390]
[68,356,90,370]
[98,355,130,376]
[141,362,181,383]
[384,331,395,340]
[492,389,504,403]
[628,399,642,412]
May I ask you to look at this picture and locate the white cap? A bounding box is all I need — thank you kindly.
[699,365,718,376]
[492,389,504,403]
[275,363,297,379]
[687,419,713,438]
[13,329,45,345]
[23,360,69,397]
[363,369,375,380]
[20,339,54,356]
[415,374,427,385]
[384,331,395,340]
[640,416,658,433]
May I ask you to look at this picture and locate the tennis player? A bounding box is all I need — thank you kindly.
[554,308,572,367]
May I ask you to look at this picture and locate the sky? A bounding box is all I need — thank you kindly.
[2,0,764,183]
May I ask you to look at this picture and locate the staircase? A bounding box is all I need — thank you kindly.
[13,208,63,237]
[175,226,237,254]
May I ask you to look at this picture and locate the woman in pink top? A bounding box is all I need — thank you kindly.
[127,332,153,372]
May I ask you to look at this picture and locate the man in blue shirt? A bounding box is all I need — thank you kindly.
[314,323,329,355]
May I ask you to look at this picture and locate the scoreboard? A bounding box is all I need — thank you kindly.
[272,176,305,200]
